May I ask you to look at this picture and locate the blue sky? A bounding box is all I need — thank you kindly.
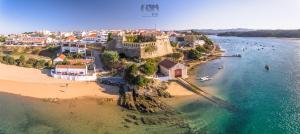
[0,0,300,34]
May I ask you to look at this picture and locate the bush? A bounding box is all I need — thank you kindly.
[34,60,46,69]
[135,75,150,87]
[2,55,15,65]
[139,60,157,75]
[124,64,138,84]
[170,42,178,47]
[167,52,183,61]
[17,55,26,66]
[101,50,119,69]
[188,49,202,60]
[26,58,38,66]
[196,46,208,53]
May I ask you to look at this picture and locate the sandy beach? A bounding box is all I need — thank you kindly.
[0,63,119,99]
[166,81,195,96]
[0,63,197,100]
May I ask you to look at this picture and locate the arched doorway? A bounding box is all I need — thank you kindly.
[175,69,182,78]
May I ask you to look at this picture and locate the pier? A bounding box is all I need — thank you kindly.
[175,78,238,112]
[220,54,242,58]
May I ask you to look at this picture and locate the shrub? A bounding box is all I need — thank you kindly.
[139,60,157,75]
[170,42,178,47]
[34,60,46,69]
[188,49,202,60]
[17,55,26,66]
[124,64,138,84]
[101,50,119,69]
[196,46,208,53]
[167,52,183,61]
[26,58,38,66]
[135,75,150,87]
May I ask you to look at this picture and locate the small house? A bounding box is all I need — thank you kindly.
[158,59,188,79]
[53,54,66,63]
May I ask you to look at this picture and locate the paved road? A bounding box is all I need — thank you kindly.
[92,50,104,72]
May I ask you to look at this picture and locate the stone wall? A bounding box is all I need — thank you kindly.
[108,35,173,59]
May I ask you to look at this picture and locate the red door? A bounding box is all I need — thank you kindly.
[175,69,182,77]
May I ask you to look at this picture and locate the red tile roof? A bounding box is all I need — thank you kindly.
[86,34,97,38]
[57,54,66,60]
[56,65,86,69]
[159,59,177,69]
[66,36,77,41]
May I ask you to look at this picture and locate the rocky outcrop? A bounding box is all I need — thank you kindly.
[118,80,172,113]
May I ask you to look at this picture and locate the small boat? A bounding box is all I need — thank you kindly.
[218,66,223,69]
[265,65,270,70]
[197,76,212,81]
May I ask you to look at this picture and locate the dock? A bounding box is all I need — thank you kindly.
[220,54,242,58]
[175,78,238,112]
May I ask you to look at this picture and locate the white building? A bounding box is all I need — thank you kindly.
[17,37,46,46]
[158,59,188,79]
[97,32,108,44]
[61,42,86,54]
[53,54,66,63]
[192,40,205,48]
[51,65,97,81]
[81,34,97,43]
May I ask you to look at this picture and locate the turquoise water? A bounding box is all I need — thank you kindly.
[181,36,300,134]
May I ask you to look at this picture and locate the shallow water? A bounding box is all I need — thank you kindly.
[180,36,300,134]
[0,93,188,134]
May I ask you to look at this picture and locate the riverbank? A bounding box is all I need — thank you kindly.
[187,49,223,71]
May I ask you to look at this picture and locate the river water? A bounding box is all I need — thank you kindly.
[0,36,300,134]
[180,36,300,134]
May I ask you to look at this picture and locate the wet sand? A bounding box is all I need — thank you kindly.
[0,93,190,134]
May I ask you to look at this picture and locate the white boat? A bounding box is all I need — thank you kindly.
[197,76,212,81]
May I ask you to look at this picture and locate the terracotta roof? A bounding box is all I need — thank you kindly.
[56,65,86,69]
[66,36,77,41]
[57,54,66,60]
[159,59,177,69]
[86,34,97,38]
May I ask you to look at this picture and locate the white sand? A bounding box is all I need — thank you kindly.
[166,82,195,96]
[0,63,119,99]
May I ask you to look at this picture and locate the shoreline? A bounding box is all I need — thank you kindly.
[0,47,223,102]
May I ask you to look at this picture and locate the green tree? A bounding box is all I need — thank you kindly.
[135,75,150,87]
[34,60,46,69]
[107,33,113,42]
[139,60,157,75]
[196,46,208,53]
[18,55,26,66]
[101,50,119,69]
[124,64,138,84]
[170,42,178,47]
[26,58,38,67]
[0,36,6,42]
[188,49,202,60]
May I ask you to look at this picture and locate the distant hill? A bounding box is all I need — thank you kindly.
[193,28,254,35]
[217,29,300,38]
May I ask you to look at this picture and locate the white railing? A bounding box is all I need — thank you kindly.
[51,70,97,81]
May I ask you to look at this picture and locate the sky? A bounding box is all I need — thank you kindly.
[0,0,300,34]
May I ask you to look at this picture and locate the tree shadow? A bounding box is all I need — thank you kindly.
[96,80,120,96]
[40,69,52,77]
